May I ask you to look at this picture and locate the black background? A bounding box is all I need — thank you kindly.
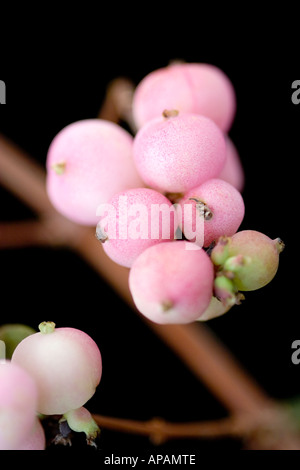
[0,10,298,457]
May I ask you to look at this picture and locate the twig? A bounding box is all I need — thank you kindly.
[92,410,300,449]
[0,135,53,215]
[0,220,51,249]
[92,414,244,445]
[98,78,137,133]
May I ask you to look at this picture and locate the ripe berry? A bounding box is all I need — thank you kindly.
[133,112,226,193]
[12,322,102,415]
[132,62,236,132]
[129,241,214,324]
[46,119,144,225]
[218,136,245,192]
[18,418,46,450]
[0,361,38,450]
[178,178,245,247]
[96,187,178,267]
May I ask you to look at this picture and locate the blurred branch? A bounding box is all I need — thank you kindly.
[92,409,300,449]
[97,78,137,133]
[0,220,51,249]
[92,414,244,445]
[0,135,52,215]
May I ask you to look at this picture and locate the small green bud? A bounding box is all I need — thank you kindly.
[211,236,231,266]
[214,275,237,308]
[223,254,251,273]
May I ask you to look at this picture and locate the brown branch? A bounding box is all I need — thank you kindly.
[97,78,137,133]
[92,410,300,449]
[0,135,53,216]
[92,414,244,445]
[0,220,52,249]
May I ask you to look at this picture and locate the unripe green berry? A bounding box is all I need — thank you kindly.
[0,324,36,359]
[211,230,284,291]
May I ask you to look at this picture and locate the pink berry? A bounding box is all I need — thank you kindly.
[17,418,46,450]
[218,136,245,192]
[0,361,38,450]
[46,119,144,225]
[12,322,102,415]
[129,241,214,324]
[178,178,245,247]
[132,62,236,132]
[133,113,226,193]
[183,63,236,132]
[96,187,178,267]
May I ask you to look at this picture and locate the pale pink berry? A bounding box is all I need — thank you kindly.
[46,119,144,225]
[0,361,38,450]
[132,62,236,132]
[96,187,178,267]
[129,241,214,324]
[178,178,245,247]
[197,296,232,322]
[218,136,245,192]
[17,418,46,450]
[183,63,236,132]
[12,322,102,416]
[133,113,226,193]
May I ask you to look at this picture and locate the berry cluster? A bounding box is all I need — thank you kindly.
[0,322,102,450]
[45,62,284,325]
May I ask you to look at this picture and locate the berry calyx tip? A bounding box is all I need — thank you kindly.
[51,162,66,175]
[162,109,179,119]
[38,321,56,334]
